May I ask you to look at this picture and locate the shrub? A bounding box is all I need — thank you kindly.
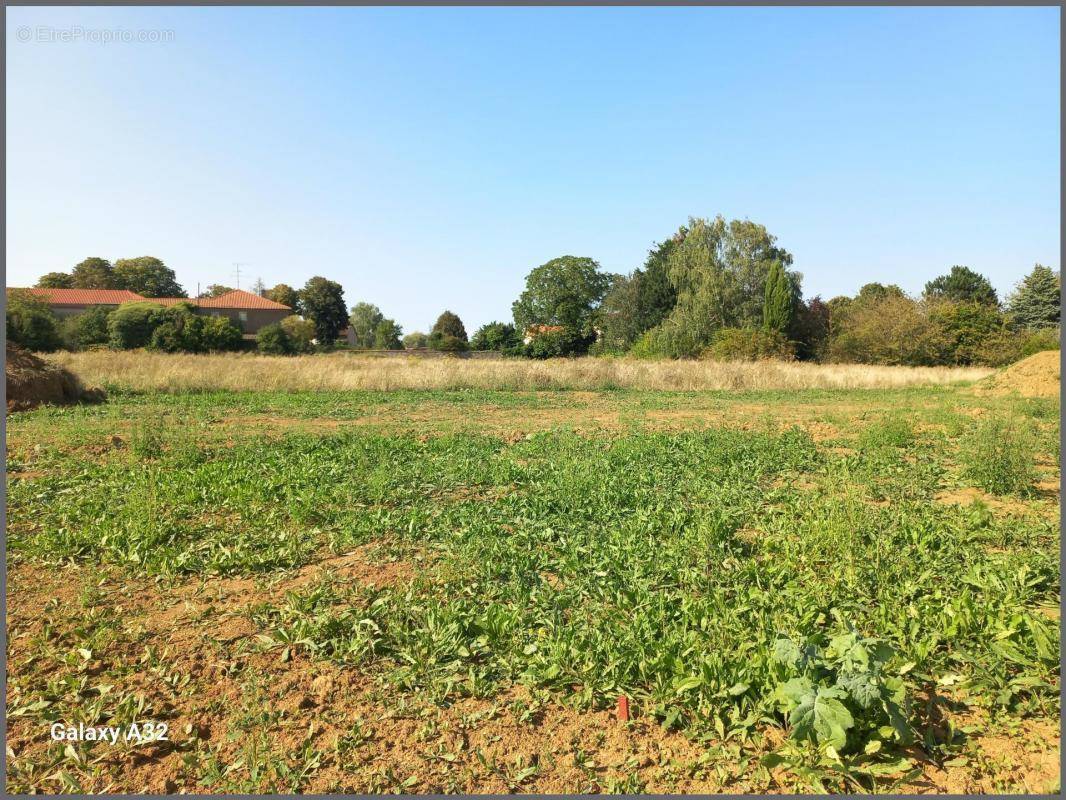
[149,307,206,353]
[108,302,168,349]
[279,315,316,353]
[524,328,590,359]
[201,316,243,351]
[403,331,429,350]
[6,291,61,352]
[959,416,1038,496]
[258,323,294,355]
[428,333,468,353]
[703,327,795,362]
[858,417,915,451]
[471,321,521,352]
[629,318,703,359]
[828,294,946,366]
[1017,327,1060,359]
[59,305,113,351]
[927,300,1009,365]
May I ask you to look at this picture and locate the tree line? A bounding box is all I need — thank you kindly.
[10,224,1061,364]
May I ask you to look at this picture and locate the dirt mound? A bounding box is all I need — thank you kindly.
[6,344,105,412]
[976,350,1060,398]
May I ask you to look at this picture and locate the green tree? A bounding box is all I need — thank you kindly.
[71,257,119,289]
[639,216,797,357]
[512,256,612,353]
[789,297,831,361]
[1007,264,1060,329]
[280,315,316,353]
[428,310,468,351]
[113,257,186,297]
[60,306,113,350]
[924,266,998,306]
[596,274,643,353]
[928,300,1011,365]
[829,293,945,366]
[428,309,466,341]
[6,290,61,351]
[403,331,429,349]
[471,321,521,352]
[257,323,294,355]
[762,260,794,333]
[107,302,168,349]
[36,272,75,289]
[636,233,684,330]
[374,319,404,350]
[266,283,300,312]
[298,277,347,345]
[348,302,384,349]
[200,284,234,298]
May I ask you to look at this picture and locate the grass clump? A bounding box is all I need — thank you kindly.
[959,416,1038,495]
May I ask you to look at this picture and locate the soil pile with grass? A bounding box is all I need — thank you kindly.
[6,344,105,411]
[976,350,1060,398]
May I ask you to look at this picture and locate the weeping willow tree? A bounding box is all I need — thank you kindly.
[634,216,801,358]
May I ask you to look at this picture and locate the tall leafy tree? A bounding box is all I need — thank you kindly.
[428,310,468,351]
[512,256,612,351]
[923,265,998,306]
[348,302,384,348]
[597,274,644,353]
[1007,264,1060,329]
[640,216,797,357]
[762,260,794,333]
[71,257,119,289]
[200,284,234,298]
[36,272,75,289]
[634,235,681,332]
[373,318,404,350]
[471,321,521,351]
[113,257,186,297]
[298,277,347,345]
[266,283,300,312]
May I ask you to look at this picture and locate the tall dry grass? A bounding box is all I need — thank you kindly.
[46,350,994,393]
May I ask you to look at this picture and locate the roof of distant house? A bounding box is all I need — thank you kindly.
[524,324,565,335]
[194,289,291,310]
[9,287,146,305]
[8,287,291,311]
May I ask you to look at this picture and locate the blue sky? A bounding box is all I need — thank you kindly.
[6,6,1060,334]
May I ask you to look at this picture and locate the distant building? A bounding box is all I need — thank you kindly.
[522,324,565,344]
[8,287,291,337]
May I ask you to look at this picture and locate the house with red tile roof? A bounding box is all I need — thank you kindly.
[522,324,566,344]
[8,287,292,337]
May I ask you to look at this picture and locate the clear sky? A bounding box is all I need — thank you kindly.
[6,6,1060,334]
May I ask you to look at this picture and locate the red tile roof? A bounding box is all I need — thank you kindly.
[11,288,292,313]
[8,287,148,305]
[9,287,292,311]
[146,297,197,307]
[195,289,291,310]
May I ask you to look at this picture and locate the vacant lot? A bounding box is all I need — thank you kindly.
[5,358,1059,793]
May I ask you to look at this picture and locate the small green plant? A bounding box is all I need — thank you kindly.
[858,417,914,451]
[130,414,166,460]
[959,416,1037,495]
[770,630,912,754]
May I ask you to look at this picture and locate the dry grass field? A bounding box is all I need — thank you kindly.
[5,352,1058,794]
[49,350,994,393]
